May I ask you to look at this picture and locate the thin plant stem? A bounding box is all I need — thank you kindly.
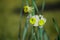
[43,31,49,40]
[39,27,44,40]
[42,0,45,12]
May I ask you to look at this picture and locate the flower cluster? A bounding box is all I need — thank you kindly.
[29,15,46,27]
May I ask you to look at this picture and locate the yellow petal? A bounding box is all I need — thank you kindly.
[24,6,29,13]
[30,18,36,24]
[38,19,45,26]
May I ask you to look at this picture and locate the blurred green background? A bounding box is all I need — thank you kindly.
[0,0,60,40]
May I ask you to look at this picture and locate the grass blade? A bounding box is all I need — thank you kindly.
[52,18,60,40]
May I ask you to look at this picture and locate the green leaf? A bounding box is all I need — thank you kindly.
[52,18,60,40]
[52,18,59,34]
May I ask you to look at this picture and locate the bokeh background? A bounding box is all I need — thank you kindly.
[0,0,60,40]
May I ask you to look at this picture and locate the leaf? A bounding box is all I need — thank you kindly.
[52,18,60,40]
[52,18,59,34]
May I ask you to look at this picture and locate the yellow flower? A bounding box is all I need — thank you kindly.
[24,6,29,13]
[24,6,34,13]
[38,19,45,26]
[30,18,36,24]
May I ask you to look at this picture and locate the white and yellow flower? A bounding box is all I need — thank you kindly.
[30,17,36,24]
[24,6,29,13]
[29,15,46,27]
[24,6,34,13]
[38,17,46,26]
[29,15,39,26]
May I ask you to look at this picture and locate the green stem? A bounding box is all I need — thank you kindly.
[22,19,29,40]
[43,31,49,40]
[26,0,29,5]
[39,27,44,40]
[31,26,37,40]
[18,0,25,39]
[32,0,39,13]
[42,0,45,12]
[22,0,29,40]
[36,27,40,40]
[31,26,34,40]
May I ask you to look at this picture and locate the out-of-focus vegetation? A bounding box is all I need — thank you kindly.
[0,0,60,40]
